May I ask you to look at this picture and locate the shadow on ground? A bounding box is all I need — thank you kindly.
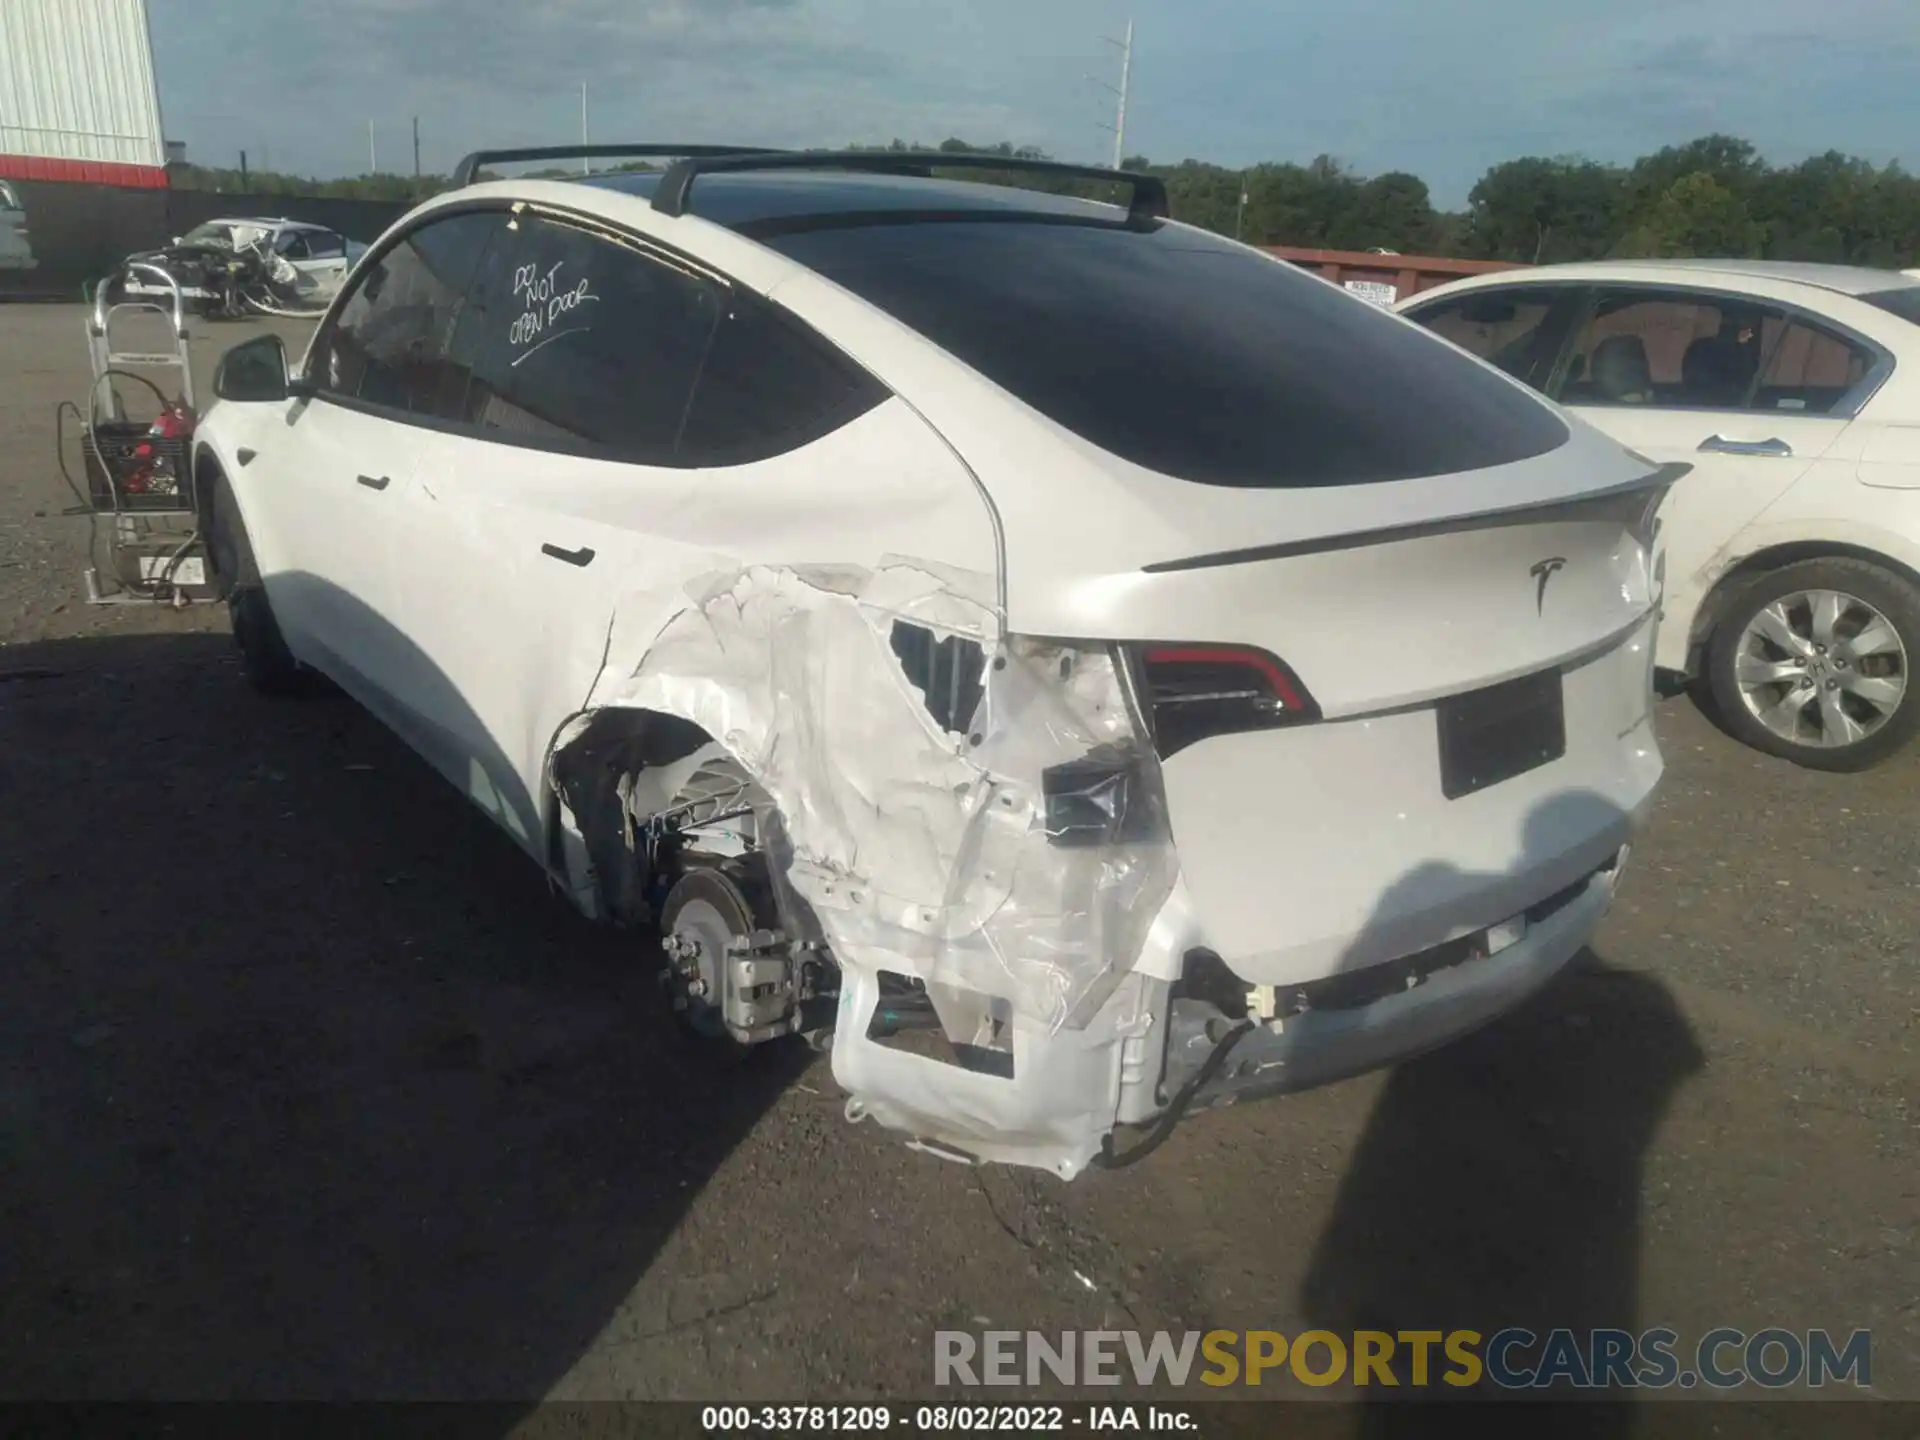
[1239,790,1702,1434]
[0,629,807,1403]
[1298,944,1703,1433]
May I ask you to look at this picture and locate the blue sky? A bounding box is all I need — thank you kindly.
[147,0,1920,208]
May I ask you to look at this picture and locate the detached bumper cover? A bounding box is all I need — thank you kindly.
[1163,848,1626,1110]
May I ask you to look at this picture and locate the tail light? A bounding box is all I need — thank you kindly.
[1128,643,1320,759]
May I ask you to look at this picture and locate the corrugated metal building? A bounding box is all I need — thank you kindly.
[0,0,167,187]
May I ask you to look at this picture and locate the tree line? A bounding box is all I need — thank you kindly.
[168,132,1920,267]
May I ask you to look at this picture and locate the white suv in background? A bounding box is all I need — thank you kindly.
[1403,261,1920,771]
[192,146,1672,1179]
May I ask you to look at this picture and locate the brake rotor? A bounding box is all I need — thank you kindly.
[658,863,774,1042]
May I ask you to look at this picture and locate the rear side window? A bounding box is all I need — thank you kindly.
[315,204,886,463]
[1557,288,1872,415]
[431,209,885,466]
[1751,319,1873,414]
[679,289,887,466]
[1405,288,1571,390]
[1558,291,1769,409]
[315,211,495,413]
[440,212,721,459]
[761,220,1566,487]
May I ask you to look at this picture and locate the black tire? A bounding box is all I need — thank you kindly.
[206,471,310,697]
[1705,557,1920,772]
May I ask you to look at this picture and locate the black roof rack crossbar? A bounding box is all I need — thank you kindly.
[650,150,1170,227]
[451,145,784,189]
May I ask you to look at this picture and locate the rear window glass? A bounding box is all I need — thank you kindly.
[1860,287,1920,326]
[760,220,1567,487]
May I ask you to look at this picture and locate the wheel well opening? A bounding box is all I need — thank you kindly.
[1689,543,1920,661]
[547,706,715,927]
[549,706,838,1046]
[193,445,222,537]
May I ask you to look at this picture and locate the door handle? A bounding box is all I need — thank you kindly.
[1698,435,1793,458]
[540,543,596,567]
[356,473,391,490]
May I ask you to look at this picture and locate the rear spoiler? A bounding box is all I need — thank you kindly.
[1142,462,1690,575]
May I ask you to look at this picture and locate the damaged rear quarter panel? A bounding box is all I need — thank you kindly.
[566,558,1181,1177]
[394,394,999,857]
[501,388,1182,1169]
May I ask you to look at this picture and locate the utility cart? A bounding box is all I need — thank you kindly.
[57,261,216,606]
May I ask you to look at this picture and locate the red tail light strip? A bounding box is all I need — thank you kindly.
[1139,644,1308,712]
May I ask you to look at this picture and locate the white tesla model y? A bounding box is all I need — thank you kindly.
[192,146,1675,1178]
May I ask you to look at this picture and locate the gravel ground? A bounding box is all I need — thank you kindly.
[0,303,1914,1409]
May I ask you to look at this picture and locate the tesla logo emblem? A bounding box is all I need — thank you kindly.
[1530,557,1567,614]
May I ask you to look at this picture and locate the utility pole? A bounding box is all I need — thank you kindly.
[1089,19,1134,169]
[1235,170,1248,240]
[413,116,421,179]
[1109,18,1133,170]
[581,82,590,175]
[368,119,377,174]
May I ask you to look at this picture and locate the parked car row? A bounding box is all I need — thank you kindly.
[182,146,1907,1181]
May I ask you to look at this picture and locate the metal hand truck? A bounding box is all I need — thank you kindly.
[56,261,218,606]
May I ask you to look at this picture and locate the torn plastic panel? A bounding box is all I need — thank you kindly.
[548,557,1182,1175]
[890,622,986,736]
[548,708,714,924]
[572,557,1179,1031]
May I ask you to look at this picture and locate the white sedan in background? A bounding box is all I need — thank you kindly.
[1402,260,1920,771]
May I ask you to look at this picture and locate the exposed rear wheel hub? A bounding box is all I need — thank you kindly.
[662,886,747,1039]
[658,863,807,1047]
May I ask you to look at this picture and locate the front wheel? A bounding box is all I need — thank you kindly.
[207,471,312,697]
[1705,557,1920,772]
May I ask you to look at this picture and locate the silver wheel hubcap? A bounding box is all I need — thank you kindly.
[1734,588,1909,748]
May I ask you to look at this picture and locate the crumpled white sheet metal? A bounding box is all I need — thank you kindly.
[582,556,1179,1039]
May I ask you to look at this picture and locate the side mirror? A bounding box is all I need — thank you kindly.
[213,333,290,403]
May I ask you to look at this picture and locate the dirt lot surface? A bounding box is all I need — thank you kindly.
[1,303,1915,1409]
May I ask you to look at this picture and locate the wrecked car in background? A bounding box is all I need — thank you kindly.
[121,217,368,318]
[0,180,36,271]
[186,145,1678,1179]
